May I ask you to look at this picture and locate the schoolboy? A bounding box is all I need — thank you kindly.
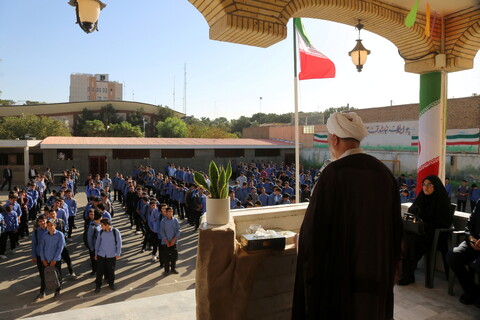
[31,215,48,301]
[159,207,180,275]
[95,218,122,292]
[40,219,65,299]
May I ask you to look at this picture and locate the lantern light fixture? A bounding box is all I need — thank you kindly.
[348,20,371,72]
[68,0,106,34]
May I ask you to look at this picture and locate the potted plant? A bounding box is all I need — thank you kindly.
[194,160,232,225]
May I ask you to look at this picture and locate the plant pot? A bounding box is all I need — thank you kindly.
[206,198,230,225]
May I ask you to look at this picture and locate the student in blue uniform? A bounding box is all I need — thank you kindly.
[159,207,180,275]
[95,218,122,292]
[32,215,49,302]
[40,218,65,299]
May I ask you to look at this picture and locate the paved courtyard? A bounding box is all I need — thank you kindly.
[1,188,480,319]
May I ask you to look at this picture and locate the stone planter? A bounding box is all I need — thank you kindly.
[206,198,230,225]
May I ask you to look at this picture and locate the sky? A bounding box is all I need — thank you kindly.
[0,1,479,121]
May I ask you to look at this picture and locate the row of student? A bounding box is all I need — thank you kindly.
[31,211,122,301]
[453,179,480,212]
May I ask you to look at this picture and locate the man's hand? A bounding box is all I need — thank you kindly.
[32,257,36,264]
[94,255,98,260]
[116,256,120,259]
[50,260,56,266]
[42,260,48,266]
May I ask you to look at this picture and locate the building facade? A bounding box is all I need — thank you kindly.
[70,73,123,102]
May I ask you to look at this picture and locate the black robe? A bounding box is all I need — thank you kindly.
[292,153,403,320]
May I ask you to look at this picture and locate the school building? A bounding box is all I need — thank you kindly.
[0,137,295,186]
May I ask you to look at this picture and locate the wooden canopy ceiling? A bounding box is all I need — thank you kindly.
[189,0,480,74]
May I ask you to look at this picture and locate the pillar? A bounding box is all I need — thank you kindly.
[24,146,30,185]
[416,71,447,193]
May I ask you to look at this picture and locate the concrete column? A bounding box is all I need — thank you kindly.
[416,71,447,193]
[24,146,30,185]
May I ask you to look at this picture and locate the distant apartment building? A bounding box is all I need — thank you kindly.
[69,73,123,102]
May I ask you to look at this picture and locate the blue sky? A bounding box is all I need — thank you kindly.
[0,1,479,120]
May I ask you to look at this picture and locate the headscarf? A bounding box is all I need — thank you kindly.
[326,112,369,142]
[409,175,452,231]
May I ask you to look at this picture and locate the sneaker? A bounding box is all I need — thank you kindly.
[53,291,60,299]
[95,287,101,293]
[11,249,16,254]
[162,271,170,276]
[135,231,142,235]
[33,293,46,302]
[69,272,77,280]
[0,255,7,259]
[67,238,73,243]
[90,271,96,277]
[72,225,78,229]
[171,270,179,274]
[109,284,116,291]
[152,256,158,262]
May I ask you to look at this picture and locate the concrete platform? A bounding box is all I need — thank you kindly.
[23,289,196,320]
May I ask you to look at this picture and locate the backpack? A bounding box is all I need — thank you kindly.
[83,223,98,251]
[44,266,61,291]
[99,228,118,247]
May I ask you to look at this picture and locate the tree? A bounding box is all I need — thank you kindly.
[230,116,253,136]
[0,114,71,139]
[108,121,143,137]
[0,99,15,106]
[75,108,96,134]
[156,117,187,138]
[322,105,356,121]
[81,120,106,136]
[99,104,121,125]
[155,105,177,122]
[23,101,47,105]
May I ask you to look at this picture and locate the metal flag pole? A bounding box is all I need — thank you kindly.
[293,19,300,202]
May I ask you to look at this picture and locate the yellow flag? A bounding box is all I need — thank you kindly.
[425,3,431,37]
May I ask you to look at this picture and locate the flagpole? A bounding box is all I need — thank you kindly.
[293,19,300,202]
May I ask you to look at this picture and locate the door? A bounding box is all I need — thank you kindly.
[89,156,107,177]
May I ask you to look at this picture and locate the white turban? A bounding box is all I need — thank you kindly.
[326,112,368,142]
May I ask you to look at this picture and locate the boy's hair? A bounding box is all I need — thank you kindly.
[96,203,105,211]
[93,210,103,220]
[166,207,173,212]
[100,218,111,226]
[4,205,12,213]
[37,214,46,221]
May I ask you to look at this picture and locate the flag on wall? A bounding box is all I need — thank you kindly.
[294,18,335,80]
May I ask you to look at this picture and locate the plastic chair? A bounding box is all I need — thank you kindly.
[425,203,457,289]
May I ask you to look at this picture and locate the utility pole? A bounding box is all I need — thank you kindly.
[183,63,187,115]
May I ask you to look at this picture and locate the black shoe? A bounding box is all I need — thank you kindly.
[33,292,46,302]
[163,271,169,276]
[95,287,101,293]
[159,263,164,268]
[90,271,96,277]
[109,284,116,291]
[53,291,60,299]
[397,274,415,286]
[171,269,179,274]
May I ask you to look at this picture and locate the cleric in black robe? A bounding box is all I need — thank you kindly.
[292,112,403,320]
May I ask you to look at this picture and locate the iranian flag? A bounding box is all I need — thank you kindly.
[416,72,444,194]
[295,18,335,80]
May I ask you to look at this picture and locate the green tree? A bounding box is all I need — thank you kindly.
[0,99,15,106]
[99,104,121,125]
[156,117,187,138]
[81,120,106,136]
[322,105,356,121]
[230,116,253,136]
[23,101,47,105]
[108,121,143,137]
[75,108,96,134]
[0,114,71,139]
[154,105,177,122]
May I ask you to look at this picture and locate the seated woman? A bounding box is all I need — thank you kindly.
[446,199,480,305]
[398,175,453,285]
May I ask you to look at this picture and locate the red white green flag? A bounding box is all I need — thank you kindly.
[295,18,335,80]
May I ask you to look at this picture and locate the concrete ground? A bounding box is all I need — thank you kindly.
[0,189,197,319]
[1,188,480,320]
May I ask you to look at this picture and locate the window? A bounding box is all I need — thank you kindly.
[32,153,43,165]
[97,88,100,92]
[57,149,73,160]
[113,149,150,159]
[214,149,244,158]
[161,149,195,158]
[303,125,315,134]
[255,149,280,157]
